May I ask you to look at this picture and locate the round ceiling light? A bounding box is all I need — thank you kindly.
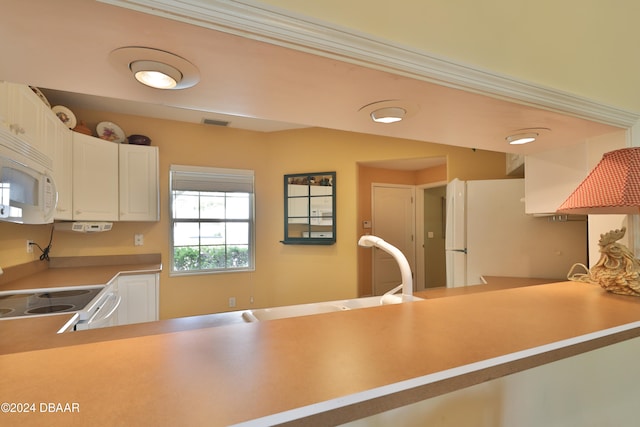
[109,47,200,90]
[371,107,406,124]
[506,132,538,145]
[130,60,183,89]
[359,100,418,124]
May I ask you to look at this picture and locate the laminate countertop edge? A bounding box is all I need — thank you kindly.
[245,320,640,426]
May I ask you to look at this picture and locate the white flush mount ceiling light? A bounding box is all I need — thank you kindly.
[506,132,538,145]
[359,100,418,124]
[109,47,200,90]
[371,107,406,124]
[505,128,551,145]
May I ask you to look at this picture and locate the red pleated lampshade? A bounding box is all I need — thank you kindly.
[557,147,640,214]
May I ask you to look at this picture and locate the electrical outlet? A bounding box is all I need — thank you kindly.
[228,297,236,308]
[134,234,144,246]
[26,240,33,253]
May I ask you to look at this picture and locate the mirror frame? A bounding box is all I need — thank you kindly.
[282,171,336,245]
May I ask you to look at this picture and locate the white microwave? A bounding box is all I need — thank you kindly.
[0,155,57,224]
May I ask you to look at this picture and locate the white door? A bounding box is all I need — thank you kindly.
[372,185,415,295]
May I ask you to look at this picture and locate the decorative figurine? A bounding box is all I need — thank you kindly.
[590,227,640,296]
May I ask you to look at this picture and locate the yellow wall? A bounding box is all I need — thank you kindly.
[255,0,640,112]
[0,109,506,318]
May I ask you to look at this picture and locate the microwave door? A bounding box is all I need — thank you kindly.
[0,156,57,224]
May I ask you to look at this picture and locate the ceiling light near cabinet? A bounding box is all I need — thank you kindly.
[109,47,200,90]
[130,60,182,89]
[371,107,406,124]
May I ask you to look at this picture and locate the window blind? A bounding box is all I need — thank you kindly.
[170,165,254,193]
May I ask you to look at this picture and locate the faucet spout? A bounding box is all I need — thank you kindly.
[358,235,413,299]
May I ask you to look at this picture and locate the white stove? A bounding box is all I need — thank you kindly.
[0,284,120,329]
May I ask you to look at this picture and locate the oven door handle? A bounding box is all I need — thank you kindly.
[86,292,121,325]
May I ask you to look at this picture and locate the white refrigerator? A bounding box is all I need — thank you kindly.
[445,178,587,287]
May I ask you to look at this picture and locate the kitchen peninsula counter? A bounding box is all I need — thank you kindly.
[3,280,640,426]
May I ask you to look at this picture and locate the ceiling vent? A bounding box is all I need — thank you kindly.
[202,118,230,127]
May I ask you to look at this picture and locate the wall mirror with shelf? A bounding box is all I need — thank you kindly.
[282,172,336,245]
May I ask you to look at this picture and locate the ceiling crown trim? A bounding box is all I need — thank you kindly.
[102,0,639,128]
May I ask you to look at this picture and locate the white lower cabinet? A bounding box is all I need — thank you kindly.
[115,273,159,326]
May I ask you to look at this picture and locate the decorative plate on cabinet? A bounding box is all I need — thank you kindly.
[30,86,50,108]
[52,105,77,129]
[96,121,125,143]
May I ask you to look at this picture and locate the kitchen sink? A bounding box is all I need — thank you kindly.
[241,295,423,322]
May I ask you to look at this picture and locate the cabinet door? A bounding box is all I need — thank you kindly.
[119,144,159,221]
[0,81,9,132]
[524,143,589,214]
[49,115,73,220]
[116,274,159,326]
[72,132,119,220]
[7,84,42,152]
[0,82,54,171]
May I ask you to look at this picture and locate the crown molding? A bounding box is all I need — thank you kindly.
[102,0,639,128]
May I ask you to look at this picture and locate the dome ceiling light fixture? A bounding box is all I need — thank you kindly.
[506,132,538,145]
[371,107,406,124]
[359,100,418,124]
[505,128,551,145]
[130,60,182,89]
[109,47,200,90]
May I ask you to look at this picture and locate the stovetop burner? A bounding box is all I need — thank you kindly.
[0,287,103,319]
[37,289,92,299]
[0,294,29,300]
[26,304,75,314]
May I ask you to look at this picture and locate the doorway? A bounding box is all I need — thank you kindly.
[371,184,415,295]
[419,185,447,288]
[357,158,447,297]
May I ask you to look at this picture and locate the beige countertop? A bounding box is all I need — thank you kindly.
[0,274,549,355]
[2,279,640,426]
[0,254,162,292]
[415,276,555,299]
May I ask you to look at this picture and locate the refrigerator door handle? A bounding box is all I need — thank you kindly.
[451,248,467,254]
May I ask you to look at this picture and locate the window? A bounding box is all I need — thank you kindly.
[170,165,254,275]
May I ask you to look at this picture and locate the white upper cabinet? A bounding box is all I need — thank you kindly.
[72,132,119,221]
[119,144,159,221]
[0,82,160,222]
[524,132,627,215]
[8,85,46,156]
[524,143,589,215]
[0,82,55,171]
[72,133,160,222]
[50,117,73,220]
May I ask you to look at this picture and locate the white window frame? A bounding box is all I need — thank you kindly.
[169,165,255,276]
